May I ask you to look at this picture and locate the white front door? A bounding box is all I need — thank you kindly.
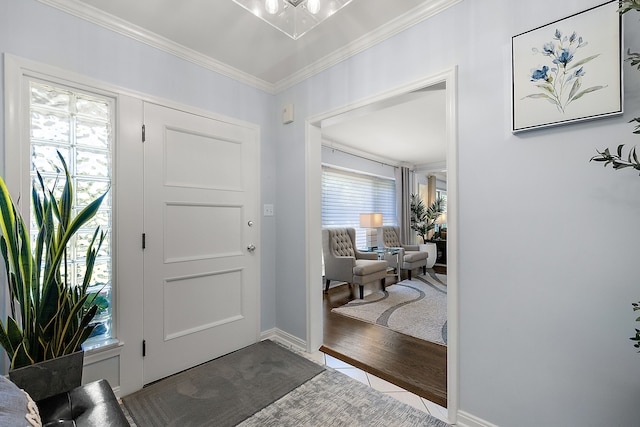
[142,102,260,385]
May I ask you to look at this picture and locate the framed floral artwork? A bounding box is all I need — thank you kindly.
[512,1,622,133]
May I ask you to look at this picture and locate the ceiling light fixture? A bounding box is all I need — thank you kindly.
[232,0,355,40]
[265,0,279,14]
[307,0,320,14]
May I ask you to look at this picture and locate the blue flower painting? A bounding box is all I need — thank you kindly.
[512,1,621,132]
[523,29,605,113]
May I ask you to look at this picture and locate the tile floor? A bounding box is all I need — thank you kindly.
[304,350,449,424]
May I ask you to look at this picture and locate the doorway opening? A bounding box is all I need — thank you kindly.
[304,67,459,422]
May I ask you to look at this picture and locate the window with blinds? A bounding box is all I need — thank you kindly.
[321,166,397,249]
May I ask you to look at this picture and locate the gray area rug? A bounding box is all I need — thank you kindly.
[332,273,447,345]
[121,340,325,427]
[239,369,449,427]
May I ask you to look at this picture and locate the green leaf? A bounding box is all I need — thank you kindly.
[63,305,97,355]
[0,237,14,316]
[522,93,560,107]
[535,84,554,95]
[0,179,21,289]
[568,79,581,101]
[11,342,35,369]
[567,54,600,71]
[570,86,606,102]
[522,93,552,99]
[625,48,640,70]
[0,319,16,358]
[57,151,73,239]
[618,0,640,14]
[82,230,105,292]
[32,172,46,228]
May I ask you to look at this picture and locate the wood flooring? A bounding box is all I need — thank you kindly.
[320,280,447,408]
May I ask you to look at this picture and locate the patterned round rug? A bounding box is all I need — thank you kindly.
[331,273,447,345]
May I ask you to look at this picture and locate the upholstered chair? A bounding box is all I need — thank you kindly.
[381,226,428,280]
[322,228,388,299]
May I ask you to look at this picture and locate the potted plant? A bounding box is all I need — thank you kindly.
[410,193,445,243]
[0,152,107,400]
[410,194,446,268]
[590,0,640,351]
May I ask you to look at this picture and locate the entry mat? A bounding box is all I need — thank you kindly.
[122,340,325,427]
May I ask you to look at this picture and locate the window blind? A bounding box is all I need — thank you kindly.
[322,166,397,249]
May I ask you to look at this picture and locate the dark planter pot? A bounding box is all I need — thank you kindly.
[9,350,84,401]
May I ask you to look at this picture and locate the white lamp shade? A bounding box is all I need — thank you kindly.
[359,213,383,228]
[435,212,447,225]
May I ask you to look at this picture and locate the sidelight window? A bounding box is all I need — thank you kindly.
[28,80,113,345]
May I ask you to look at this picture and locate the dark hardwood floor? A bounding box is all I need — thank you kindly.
[320,277,447,408]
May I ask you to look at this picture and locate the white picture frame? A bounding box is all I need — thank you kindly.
[512,1,622,133]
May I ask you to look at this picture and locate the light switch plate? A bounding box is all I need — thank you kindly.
[263,204,274,216]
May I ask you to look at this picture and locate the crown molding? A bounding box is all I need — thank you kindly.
[37,0,461,95]
[37,0,276,93]
[273,0,462,92]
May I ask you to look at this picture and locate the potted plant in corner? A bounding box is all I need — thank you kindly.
[0,152,107,401]
[410,194,445,268]
[410,193,445,243]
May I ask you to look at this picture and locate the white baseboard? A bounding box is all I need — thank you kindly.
[112,385,122,399]
[260,328,307,353]
[456,410,499,427]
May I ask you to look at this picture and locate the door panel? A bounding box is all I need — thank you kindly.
[143,103,259,385]
[163,269,244,340]
[164,203,243,262]
[164,128,243,190]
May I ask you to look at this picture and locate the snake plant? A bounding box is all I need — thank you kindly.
[0,152,107,369]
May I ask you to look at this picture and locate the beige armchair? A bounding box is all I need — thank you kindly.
[381,226,428,280]
[322,228,388,299]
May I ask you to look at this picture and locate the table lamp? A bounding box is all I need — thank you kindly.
[435,212,447,239]
[360,213,383,250]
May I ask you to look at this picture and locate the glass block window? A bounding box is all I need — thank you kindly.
[29,80,113,344]
[321,166,397,249]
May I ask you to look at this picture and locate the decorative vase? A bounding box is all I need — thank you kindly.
[9,350,84,401]
[419,243,437,269]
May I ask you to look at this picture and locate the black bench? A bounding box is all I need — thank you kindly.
[0,375,129,427]
[37,379,130,427]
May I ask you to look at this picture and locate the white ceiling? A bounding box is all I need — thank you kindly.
[38,0,454,166]
[321,84,447,167]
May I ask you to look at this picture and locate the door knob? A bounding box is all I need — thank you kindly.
[247,244,256,252]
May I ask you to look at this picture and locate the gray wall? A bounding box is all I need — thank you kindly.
[273,0,640,425]
[1,0,639,424]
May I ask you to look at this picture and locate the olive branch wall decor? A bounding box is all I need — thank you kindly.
[512,1,622,132]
